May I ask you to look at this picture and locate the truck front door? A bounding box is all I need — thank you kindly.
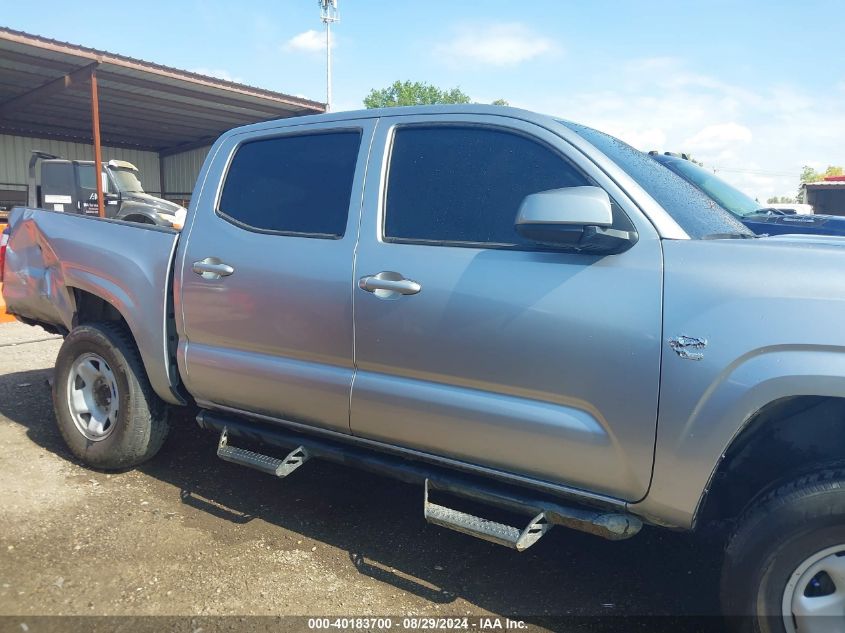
[74,163,106,216]
[350,115,663,501]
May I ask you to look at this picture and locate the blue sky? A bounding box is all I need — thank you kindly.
[2,0,843,200]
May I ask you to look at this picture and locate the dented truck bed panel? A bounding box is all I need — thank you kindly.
[2,207,182,405]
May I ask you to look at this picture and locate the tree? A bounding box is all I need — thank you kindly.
[800,165,820,183]
[797,165,843,201]
[363,80,509,109]
[801,165,844,183]
[363,81,471,109]
[766,196,797,204]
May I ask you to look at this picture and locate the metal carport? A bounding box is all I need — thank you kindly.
[0,27,325,216]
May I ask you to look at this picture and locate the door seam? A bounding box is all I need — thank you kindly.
[348,117,381,434]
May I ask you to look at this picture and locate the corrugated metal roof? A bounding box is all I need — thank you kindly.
[803,181,845,188]
[0,27,326,152]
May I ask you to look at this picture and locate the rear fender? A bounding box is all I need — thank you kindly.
[3,207,182,405]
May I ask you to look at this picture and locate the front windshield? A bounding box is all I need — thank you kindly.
[654,156,761,218]
[561,121,753,239]
[110,168,144,193]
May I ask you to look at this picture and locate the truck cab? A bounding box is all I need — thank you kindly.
[29,151,186,229]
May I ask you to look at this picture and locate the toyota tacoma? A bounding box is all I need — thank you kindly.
[4,105,845,632]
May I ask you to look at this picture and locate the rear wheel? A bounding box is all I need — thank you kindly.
[53,322,169,469]
[721,470,845,633]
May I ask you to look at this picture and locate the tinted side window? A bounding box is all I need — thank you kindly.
[77,164,96,190]
[385,126,593,247]
[41,162,76,195]
[219,131,361,237]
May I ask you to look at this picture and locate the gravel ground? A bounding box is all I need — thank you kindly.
[0,320,723,631]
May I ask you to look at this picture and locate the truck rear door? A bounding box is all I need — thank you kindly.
[176,119,375,434]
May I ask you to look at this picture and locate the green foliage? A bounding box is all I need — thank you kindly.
[800,165,844,183]
[363,81,509,109]
[363,81,471,109]
[766,196,797,204]
[800,165,818,183]
[798,165,843,201]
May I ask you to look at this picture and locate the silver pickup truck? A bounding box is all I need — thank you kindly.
[4,105,845,631]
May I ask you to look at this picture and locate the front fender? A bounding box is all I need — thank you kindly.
[633,346,845,528]
[116,204,166,226]
[631,238,845,528]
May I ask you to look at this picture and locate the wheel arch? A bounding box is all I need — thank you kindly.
[695,394,845,530]
[67,286,184,406]
[121,214,157,225]
[634,345,845,530]
[116,205,161,226]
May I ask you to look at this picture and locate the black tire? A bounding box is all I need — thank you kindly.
[53,322,169,469]
[721,470,845,632]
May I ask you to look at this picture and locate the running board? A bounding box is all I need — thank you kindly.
[217,428,309,478]
[198,412,643,543]
[424,480,550,550]
[423,479,641,550]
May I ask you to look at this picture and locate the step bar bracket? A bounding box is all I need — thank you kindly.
[217,427,309,478]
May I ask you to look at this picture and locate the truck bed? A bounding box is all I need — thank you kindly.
[2,207,182,404]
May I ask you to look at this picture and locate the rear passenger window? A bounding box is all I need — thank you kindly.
[218,131,361,237]
[384,126,593,247]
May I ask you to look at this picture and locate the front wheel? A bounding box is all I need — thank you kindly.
[721,470,845,633]
[53,322,169,469]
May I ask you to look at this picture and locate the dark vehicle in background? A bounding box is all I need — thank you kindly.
[649,151,845,237]
[28,151,186,229]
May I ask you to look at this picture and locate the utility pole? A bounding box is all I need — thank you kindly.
[319,0,339,112]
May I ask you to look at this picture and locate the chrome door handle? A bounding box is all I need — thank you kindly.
[192,258,234,280]
[359,272,421,297]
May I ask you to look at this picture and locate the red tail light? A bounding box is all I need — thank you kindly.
[0,226,9,283]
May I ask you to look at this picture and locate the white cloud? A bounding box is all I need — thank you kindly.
[285,29,331,54]
[190,67,241,83]
[514,58,845,202]
[435,23,558,67]
[684,123,753,154]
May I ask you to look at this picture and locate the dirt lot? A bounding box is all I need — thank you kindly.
[0,320,723,630]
